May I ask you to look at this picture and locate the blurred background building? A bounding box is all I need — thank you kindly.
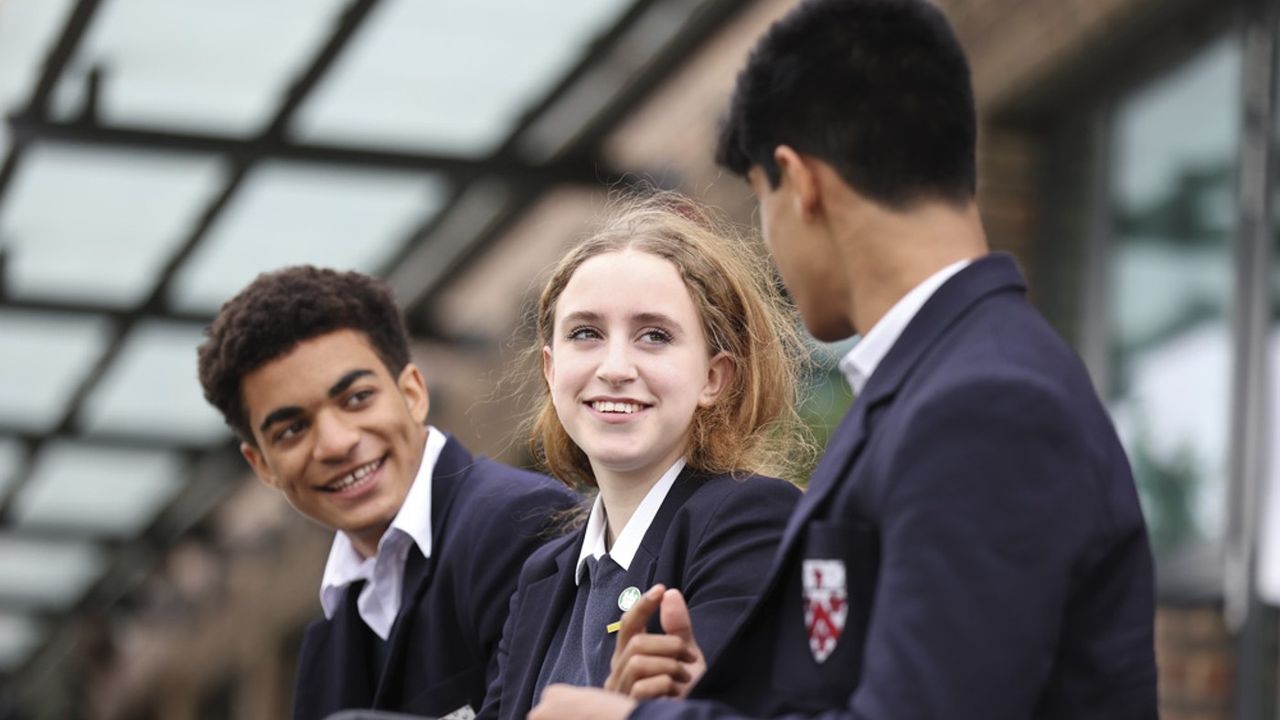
[0,0,1276,717]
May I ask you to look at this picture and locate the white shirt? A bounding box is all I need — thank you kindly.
[574,458,687,584]
[839,259,972,395]
[318,425,446,640]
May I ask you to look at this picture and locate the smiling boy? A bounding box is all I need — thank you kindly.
[197,266,576,720]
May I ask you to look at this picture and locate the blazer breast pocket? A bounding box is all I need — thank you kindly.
[770,517,879,708]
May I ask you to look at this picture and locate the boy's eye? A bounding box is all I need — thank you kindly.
[276,419,307,442]
[345,389,375,408]
[567,326,602,341]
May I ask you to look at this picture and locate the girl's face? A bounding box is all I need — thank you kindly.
[544,249,732,486]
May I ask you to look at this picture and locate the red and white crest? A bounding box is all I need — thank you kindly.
[802,559,848,663]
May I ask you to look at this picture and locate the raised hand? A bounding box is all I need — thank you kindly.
[605,585,706,699]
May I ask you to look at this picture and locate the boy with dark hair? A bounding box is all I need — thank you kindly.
[532,0,1157,718]
[198,266,576,720]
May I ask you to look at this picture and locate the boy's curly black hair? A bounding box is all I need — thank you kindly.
[197,265,411,444]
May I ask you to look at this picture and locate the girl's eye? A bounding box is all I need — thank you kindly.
[567,326,602,341]
[640,328,673,344]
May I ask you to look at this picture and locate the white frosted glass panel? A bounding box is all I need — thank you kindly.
[50,0,346,133]
[0,613,42,670]
[80,321,227,443]
[293,0,630,155]
[0,0,75,104]
[0,311,111,432]
[170,161,445,312]
[0,536,104,608]
[15,442,182,536]
[0,145,226,306]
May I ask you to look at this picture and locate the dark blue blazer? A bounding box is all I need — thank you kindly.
[290,435,578,720]
[635,254,1157,720]
[478,468,801,720]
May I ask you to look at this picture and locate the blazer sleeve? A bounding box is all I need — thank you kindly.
[632,377,1112,720]
[680,477,800,665]
[477,579,524,720]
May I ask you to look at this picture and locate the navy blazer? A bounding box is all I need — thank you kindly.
[635,255,1157,720]
[479,468,801,720]
[291,435,578,720]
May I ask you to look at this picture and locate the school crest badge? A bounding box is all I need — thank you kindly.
[802,559,848,663]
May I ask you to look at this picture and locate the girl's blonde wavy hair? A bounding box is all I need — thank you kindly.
[527,190,813,489]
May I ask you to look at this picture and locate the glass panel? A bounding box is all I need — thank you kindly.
[1106,37,1240,578]
[49,0,347,134]
[169,161,445,313]
[0,613,42,671]
[292,0,631,156]
[0,311,111,432]
[0,536,104,609]
[0,0,78,156]
[79,321,228,444]
[0,144,226,307]
[14,442,182,536]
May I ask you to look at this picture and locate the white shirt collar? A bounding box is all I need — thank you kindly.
[839,259,971,395]
[318,426,446,638]
[575,458,686,585]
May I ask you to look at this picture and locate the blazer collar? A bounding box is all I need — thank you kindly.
[372,433,472,705]
[775,253,1027,569]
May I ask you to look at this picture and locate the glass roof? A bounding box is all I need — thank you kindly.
[79,321,228,444]
[13,442,182,537]
[292,0,631,155]
[169,161,446,313]
[0,0,722,694]
[0,536,104,610]
[0,144,227,307]
[0,311,111,433]
[50,0,348,134]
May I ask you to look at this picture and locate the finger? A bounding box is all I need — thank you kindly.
[659,589,702,661]
[616,584,665,650]
[629,674,679,700]
[607,584,666,688]
[617,654,690,691]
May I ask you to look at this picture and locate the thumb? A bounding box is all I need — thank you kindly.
[659,589,699,653]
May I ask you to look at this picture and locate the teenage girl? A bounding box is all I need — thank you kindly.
[478,193,811,720]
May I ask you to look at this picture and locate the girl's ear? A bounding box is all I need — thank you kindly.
[542,345,554,387]
[697,352,736,407]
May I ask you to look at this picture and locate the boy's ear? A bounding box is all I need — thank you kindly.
[397,363,430,425]
[697,352,736,407]
[241,441,280,489]
[774,145,821,221]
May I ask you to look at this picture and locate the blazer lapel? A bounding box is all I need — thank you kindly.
[768,253,1029,593]
[371,435,470,707]
[508,536,582,719]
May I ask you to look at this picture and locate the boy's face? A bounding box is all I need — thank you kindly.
[238,329,429,557]
[749,164,854,342]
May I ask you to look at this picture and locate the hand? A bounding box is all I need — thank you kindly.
[529,684,637,720]
[605,585,706,699]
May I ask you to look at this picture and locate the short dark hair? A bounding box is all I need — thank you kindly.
[197,266,411,444]
[716,0,976,208]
